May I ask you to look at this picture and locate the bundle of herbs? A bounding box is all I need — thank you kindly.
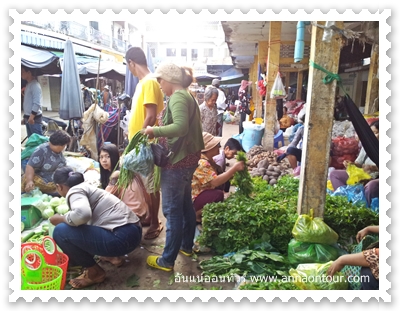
[197,175,379,255]
[231,151,254,197]
[199,235,292,278]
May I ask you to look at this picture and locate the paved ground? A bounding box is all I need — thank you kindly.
[21,111,242,290]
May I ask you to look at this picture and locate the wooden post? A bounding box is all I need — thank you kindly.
[364,43,379,114]
[257,41,269,117]
[296,70,303,100]
[251,56,258,118]
[297,21,343,217]
[262,21,281,151]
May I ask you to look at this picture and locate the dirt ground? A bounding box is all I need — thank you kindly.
[22,115,242,291]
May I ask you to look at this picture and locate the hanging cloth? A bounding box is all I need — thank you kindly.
[310,61,379,167]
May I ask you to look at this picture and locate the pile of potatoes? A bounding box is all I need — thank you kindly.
[246,145,291,185]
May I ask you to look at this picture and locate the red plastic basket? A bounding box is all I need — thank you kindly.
[21,236,69,289]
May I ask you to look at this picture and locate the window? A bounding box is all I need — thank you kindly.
[191,49,198,60]
[166,48,176,57]
[204,48,213,58]
[181,48,187,57]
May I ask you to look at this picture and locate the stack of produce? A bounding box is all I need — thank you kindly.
[246,145,292,184]
[32,194,70,220]
[330,136,360,169]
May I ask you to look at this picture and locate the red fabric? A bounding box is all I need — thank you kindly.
[257,80,266,96]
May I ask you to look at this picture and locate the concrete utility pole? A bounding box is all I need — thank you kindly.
[262,21,282,151]
[297,21,344,217]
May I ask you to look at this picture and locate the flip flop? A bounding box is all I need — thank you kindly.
[146,255,173,272]
[179,249,193,257]
[143,224,164,240]
[69,269,106,289]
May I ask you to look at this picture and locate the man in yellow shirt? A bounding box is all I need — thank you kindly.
[126,47,164,239]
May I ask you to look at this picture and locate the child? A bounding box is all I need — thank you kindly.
[98,143,149,223]
[213,138,244,192]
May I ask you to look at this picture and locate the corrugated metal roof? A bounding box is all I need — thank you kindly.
[21,32,100,58]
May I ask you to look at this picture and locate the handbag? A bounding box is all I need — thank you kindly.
[150,143,173,167]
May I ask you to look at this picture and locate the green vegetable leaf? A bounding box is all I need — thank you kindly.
[126,273,140,288]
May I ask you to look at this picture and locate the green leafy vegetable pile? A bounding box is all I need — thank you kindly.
[197,175,378,255]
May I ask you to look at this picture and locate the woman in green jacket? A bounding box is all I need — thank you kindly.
[143,62,204,271]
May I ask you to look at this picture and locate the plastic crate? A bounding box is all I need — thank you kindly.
[21,197,42,229]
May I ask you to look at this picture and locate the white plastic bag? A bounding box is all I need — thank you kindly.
[270,72,286,99]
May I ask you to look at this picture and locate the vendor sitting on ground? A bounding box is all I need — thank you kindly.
[277,114,305,169]
[279,106,292,132]
[329,121,379,207]
[327,225,379,290]
[21,130,71,195]
[213,137,244,192]
[49,166,142,289]
[191,132,245,224]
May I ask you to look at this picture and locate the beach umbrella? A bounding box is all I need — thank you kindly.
[59,39,84,120]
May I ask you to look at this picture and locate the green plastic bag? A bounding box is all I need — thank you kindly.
[287,239,341,265]
[21,134,49,160]
[289,262,348,290]
[292,210,339,244]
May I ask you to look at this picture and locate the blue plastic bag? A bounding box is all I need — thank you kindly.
[123,143,154,177]
[331,184,367,207]
[370,197,379,213]
[242,128,264,152]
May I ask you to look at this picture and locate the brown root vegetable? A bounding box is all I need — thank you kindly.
[257,159,269,169]
[269,178,277,185]
[263,175,269,183]
[258,168,266,175]
[268,165,275,171]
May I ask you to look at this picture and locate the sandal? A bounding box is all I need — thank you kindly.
[179,249,193,257]
[69,268,106,289]
[146,255,173,272]
[143,224,164,240]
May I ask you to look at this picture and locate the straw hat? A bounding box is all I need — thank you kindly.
[202,132,223,152]
[152,62,183,85]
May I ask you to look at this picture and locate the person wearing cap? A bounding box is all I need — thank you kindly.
[211,78,227,137]
[125,46,165,240]
[143,61,204,272]
[199,87,219,136]
[191,132,245,224]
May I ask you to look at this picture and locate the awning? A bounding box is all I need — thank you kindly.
[21,31,101,58]
[77,61,126,81]
[21,44,61,75]
[220,67,244,81]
